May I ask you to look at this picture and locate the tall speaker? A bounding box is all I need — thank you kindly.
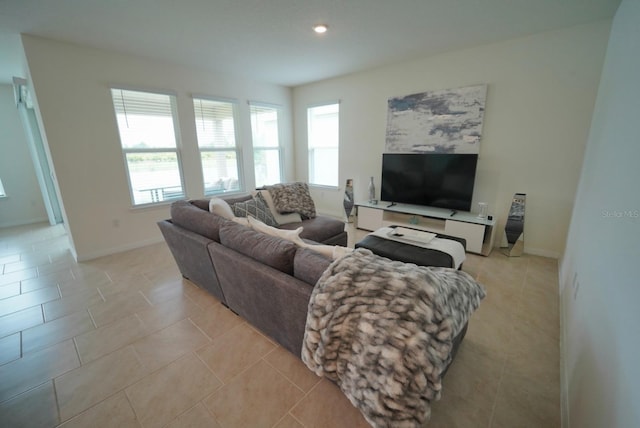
[501,193,526,257]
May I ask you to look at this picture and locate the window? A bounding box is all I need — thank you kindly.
[193,97,242,195]
[110,88,185,206]
[307,103,339,187]
[250,102,282,187]
[0,178,6,197]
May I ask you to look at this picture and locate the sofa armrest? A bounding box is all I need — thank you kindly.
[157,220,226,304]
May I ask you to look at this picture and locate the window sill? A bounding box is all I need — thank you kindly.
[309,184,339,191]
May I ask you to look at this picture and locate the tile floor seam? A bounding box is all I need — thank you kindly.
[138,289,154,307]
[58,388,138,427]
[138,342,202,379]
[123,384,146,428]
[95,285,107,303]
[51,378,62,426]
[76,341,137,373]
[0,378,50,407]
[130,343,149,372]
[206,353,265,390]
[72,333,90,369]
[162,400,211,428]
[192,346,226,387]
[181,289,199,308]
[185,313,225,343]
[19,330,24,360]
[72,335,89,367]
[288,411,307,428]
[86,307,99,330]
[271,412,292,428]
[201,400,224,428]
[487,347,509,428]
[127,352,221,427]
[293,377,323,406]
[123,391,144,428]
[38,303,46,337]
[132,312,152,336]
[59,356,147,423]
[54,282,63,302]
[261,354,308,396]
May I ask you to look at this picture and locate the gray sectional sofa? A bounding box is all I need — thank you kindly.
[158,194,470,361]
[157,195,346,355]
[158,193,482,426]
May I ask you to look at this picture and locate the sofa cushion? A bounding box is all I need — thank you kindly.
[232,194,279,227]
[171,200,230,242]
[223,194,253,206]
[219,222,297,275]
[279,216,345,244]
[247,216,303,243]
[254,190,303,224]
[293,248,332,285]
[209,197,235,219]
[267,182,316,219]
[189,198,210,211]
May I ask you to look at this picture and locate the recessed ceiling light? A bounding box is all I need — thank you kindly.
[313,24,328,34]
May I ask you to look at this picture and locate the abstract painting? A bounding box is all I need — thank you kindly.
[385,84,487,154]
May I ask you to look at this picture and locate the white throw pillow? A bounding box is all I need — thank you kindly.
[232,216,250,227]
[253,190,302,224]
[247,216,303,242]
[209,198,235,220]
[247,215,352,260]
[332,245,354,260]
[296,240,353,260]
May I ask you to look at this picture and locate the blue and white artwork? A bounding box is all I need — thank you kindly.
[385,85,487,154]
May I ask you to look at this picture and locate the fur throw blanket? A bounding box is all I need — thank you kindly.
[302,248,486,427]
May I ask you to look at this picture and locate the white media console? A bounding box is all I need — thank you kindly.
[355,201,496,256]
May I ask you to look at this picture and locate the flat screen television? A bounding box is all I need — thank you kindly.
[381,153,478,211]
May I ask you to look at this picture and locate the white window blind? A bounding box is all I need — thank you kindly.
[110,88,185,206]
[307,103,339,187]
[250,102,282,187]
[193,97,242,195]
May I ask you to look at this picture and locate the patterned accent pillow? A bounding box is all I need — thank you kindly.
[267,182,316,219]
[232,193,279,227]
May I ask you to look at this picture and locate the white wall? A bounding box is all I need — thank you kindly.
[560,0,639,426]
[22,35,293,261]
[0,84,47,228]
[293,20,612,258]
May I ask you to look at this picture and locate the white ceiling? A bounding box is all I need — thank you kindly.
[0,0,621,87]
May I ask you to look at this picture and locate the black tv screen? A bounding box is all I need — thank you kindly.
[381,153,478,211]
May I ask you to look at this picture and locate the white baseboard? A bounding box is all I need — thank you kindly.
[0,216,49,229]
[560,291,570,428]
[523,246,561,259]
[76,236,166,262]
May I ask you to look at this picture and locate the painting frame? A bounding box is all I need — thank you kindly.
[385,84,487,154]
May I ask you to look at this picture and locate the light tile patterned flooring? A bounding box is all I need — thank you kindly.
[0,222,560,427]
